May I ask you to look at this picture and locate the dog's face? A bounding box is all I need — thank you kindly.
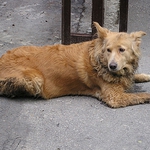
[93,22,146,75]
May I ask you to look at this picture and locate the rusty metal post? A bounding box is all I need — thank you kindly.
[61,0,129,44]
[61,0,71,44]
[92,0,104,35]
[119,0,129,32]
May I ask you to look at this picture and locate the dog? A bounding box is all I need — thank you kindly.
[0,22,150,108]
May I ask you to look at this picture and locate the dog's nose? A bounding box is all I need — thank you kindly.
[109,62,117,70]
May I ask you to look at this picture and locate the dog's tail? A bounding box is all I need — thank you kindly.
[0,78,31,97]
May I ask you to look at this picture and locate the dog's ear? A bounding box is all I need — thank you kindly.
[130,31,146,46]
[93,22,109,39]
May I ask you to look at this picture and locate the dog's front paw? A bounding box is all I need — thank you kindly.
[141,73,150,82]
[134,73,150,83]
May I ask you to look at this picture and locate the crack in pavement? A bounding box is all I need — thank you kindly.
[71,0,87,33]
[76,0,85,32]
[2,137,22,150]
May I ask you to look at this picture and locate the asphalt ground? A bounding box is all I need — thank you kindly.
[0,0,150,150]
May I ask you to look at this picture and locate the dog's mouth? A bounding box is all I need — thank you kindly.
[109,67,128,76]
[108,61,125,73]
[108,62,128,75]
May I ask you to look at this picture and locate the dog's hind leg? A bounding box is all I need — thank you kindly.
[0,69,44,98]
[134,73,150,83]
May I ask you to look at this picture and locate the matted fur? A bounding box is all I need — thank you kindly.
[0,22,150,108]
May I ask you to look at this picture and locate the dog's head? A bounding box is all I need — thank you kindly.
[93,22,146,76]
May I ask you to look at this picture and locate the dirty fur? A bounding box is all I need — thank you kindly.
[0,22,150,108]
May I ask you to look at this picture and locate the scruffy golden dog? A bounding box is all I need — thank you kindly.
[0,22,150,108]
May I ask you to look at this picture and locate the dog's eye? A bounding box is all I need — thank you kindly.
[107,48,111,53]
[119,48,125,52]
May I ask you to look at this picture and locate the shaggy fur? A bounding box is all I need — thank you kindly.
[0,22,150,108]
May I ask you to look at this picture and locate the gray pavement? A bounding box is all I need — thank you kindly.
[0,0,150,150]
